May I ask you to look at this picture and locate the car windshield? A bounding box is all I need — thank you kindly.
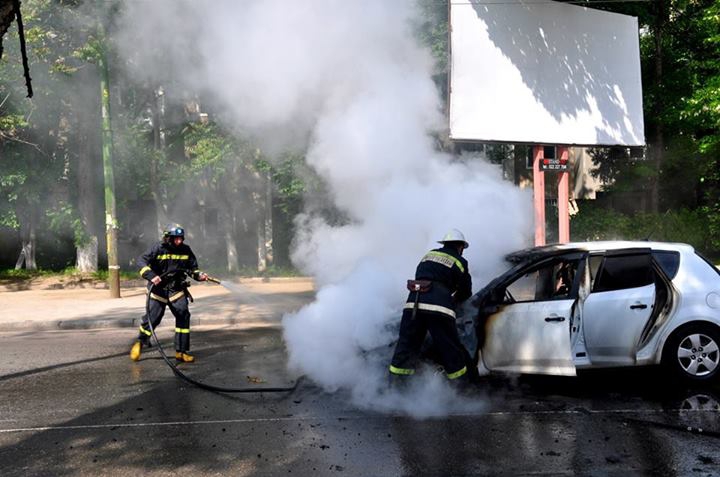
[505,257,580,302]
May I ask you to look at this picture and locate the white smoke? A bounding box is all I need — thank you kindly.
[116,0,532,416]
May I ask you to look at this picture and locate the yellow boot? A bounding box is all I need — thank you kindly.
[175,351,195,363]
[129,341,143,361]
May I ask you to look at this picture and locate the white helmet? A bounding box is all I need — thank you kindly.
[437,228,469,249]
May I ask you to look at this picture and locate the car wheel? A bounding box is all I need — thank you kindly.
[663,324,720,383]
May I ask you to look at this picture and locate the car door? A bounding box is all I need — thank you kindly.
[481,255,580,376]
[581,250,656,366]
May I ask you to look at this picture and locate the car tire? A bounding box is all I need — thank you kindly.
[662,323,720,383]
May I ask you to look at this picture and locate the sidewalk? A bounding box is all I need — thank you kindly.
[0,277,315,332]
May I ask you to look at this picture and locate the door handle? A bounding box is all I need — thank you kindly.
[545,316,566,322]
[630,304,648,310]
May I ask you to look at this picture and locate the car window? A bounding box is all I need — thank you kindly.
[652,251,680,278]
[505,258,579,302]
[588,255,603,288]
[593,254,653,292]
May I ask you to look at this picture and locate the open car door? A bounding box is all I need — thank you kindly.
[581,249,671,366]
[481,254,582,376]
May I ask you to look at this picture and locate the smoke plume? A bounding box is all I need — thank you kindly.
[116,0,532,416]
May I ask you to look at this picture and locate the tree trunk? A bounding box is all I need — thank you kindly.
[256,170,273,273]
[222,206,239,273]
[76,236,99,272]
[75,110,98,273]
[14,218,36,270]
[217,173,239,273]
[151,85,169,234]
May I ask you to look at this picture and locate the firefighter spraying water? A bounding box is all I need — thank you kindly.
[130,224,209,363]
[129,223,298,394]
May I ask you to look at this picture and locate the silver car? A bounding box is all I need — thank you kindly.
[465,241,720,383]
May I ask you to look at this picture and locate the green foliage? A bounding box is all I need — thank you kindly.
[181,122,250,185]
[570,203,716,257]
[414,0,448,75]
[113,123,158,203]
[45,200,91,247]
[0,114,29,134]
[3,0,720,271]
[1,0,101,265]
[257,151,307,215]
[182,122,309,215]
[414,0,449,102]
[72,36,103,64]
[0,267,136,283]
[0,268,56,280]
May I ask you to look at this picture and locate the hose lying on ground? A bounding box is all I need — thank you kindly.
[144,270,299,393]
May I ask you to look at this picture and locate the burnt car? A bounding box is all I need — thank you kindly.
[460,241,720,383]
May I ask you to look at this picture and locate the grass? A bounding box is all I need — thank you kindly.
[2,265,304,284]
[0,267,138,283]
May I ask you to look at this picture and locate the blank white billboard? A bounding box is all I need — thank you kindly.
[449,0,645,146]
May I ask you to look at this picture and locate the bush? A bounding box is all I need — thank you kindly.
[570,204,717,259]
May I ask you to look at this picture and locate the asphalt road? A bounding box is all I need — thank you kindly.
[1,325,720,475]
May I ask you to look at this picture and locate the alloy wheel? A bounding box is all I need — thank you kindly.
[676,333,720,377]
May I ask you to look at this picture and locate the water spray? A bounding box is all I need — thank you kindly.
[143,270,300,394]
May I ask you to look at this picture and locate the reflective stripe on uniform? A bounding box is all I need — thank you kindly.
[156,254,190,260]
[447,366,467,380]
[421,251,465,273]
[389,365,415,375]
[175,327,190,334]
[403,302,456,318]
[149,293,168,303]
[139,326,152,336]
[139,266,151,276]
[169,291,185,302]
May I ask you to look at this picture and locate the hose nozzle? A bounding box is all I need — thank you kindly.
[206,275,222,285]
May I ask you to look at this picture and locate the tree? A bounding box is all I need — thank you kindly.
[0,0,83,270]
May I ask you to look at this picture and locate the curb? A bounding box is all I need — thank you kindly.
[2,312,280,332]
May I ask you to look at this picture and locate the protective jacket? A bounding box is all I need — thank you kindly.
[389,244,473,381]
[138,241,202,292]
[404,245,472,319]
[136,240,202,353]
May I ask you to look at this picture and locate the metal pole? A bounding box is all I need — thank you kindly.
[533,145,546,246]
[98,20,120,298]
[557,146,570,243]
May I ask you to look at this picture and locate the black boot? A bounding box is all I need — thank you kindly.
[388,373,411,391]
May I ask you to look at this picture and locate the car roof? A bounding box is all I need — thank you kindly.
[506,241,694,263]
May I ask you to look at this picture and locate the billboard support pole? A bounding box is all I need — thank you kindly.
[557,146,570,243]
[533,145,546,246]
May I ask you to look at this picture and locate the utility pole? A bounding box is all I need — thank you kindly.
[98,19,120,298]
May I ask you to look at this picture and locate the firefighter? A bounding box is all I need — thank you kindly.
[389,228,475,387]
[129,224,208,363]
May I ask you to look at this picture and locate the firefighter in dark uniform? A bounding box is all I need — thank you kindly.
[389,229,474,385]
[129,224,208,363]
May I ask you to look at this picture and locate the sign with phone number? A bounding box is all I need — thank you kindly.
[540,159,568,171]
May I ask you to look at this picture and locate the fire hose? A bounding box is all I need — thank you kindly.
[144,270,299,393]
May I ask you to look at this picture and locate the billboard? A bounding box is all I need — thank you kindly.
[449,0,645,146]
